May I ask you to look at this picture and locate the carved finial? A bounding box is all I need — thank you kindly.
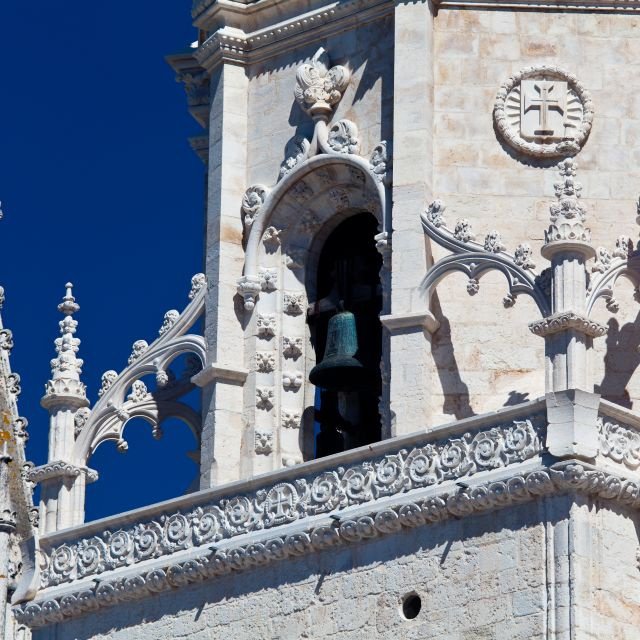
[294,48,350,120]
[543,159,591,253]
[42,283,88,404]
[58,282,80,316]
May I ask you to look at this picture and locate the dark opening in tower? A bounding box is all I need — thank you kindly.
[308,212,382,457]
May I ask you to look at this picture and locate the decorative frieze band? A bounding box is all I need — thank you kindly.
[36,415,544,590]
[598,416,640,470]
[15,460,640,629]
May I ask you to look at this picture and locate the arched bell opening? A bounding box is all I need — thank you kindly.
[306,212,383,457]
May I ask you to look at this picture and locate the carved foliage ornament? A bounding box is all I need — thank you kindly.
[20,462,640,629]
[37,416,544,590]
[494,66,593,158]
[294,48,350,118]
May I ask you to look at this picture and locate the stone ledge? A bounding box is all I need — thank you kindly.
[14,459,640,629]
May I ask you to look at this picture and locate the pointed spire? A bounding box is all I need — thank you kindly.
[42,283,88,408]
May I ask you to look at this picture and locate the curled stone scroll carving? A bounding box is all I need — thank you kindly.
[37,415,544,590]
[598,417,640,469]
[23,460,640,629]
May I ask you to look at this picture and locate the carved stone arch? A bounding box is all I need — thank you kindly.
[87,399,202,457]
[244,154,387,284]
[244,156,388,473]
[72,278,207,465]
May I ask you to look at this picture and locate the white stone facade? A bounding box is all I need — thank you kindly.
[10,0,640,637]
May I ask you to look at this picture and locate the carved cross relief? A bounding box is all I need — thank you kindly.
[521,79,567,140]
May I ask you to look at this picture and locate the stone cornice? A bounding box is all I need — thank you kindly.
[193,0,392,71]
[14,459,640,629]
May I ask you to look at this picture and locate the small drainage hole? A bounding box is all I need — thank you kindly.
[402,593,421,620]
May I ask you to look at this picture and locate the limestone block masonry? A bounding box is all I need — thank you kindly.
[13,0,640,637]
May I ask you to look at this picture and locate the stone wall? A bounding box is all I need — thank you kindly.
[33,496,640,639]
[429,9,640,421]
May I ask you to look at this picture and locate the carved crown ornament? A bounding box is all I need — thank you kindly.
[237,48,390,312]
[494,65,594,159]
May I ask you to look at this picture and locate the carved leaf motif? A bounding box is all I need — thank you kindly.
[327,120,359,154]
[241,185,269,227]
[294,48,350,115]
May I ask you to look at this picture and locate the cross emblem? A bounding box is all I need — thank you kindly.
[267,484,297,522]
[521,79,567,140]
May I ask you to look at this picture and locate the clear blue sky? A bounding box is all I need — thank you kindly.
[0,2,205,521]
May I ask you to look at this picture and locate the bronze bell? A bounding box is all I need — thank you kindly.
[309,311,368,391]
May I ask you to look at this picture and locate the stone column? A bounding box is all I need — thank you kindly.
[385,0,438,437]
[32,284,95,534]
[195,63,250,488]
[529,160,604,459]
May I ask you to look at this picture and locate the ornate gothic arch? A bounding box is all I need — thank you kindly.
[235,49,391,471]
[71,275,207,465]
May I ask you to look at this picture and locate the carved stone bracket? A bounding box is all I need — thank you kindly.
[27,462,98,485]
[529,311,607,338]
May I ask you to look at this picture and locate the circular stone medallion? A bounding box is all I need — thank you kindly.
[494,65,594,158]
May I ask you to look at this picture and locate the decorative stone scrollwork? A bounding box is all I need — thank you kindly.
[454,219,476,243]
[237,276,262,312]
[529,311,607,338]
[259,268,278,292]
[545,159,590,246]
[327,120,359,154]
[290,181,314,205]
[593,247,612,274]
[282,371,303,391]
[7,373,20,396]
[484,231,506,253]
[73,408,91,438]
[256,352,276,373]
[0,328,13,352]
[293,47,350,118]
[257,314,276,338]
[127,380,149,404]
[283,293,304,316]
[98,371,118,397]
[128,341,149,366]
[241,185,269,228]
[329,187,350,212]
[158,310,180,336]
[598,417,640,469]
[256,387,274,411]
[370,141,388,183]
[255,429,274,455]
[514,243,535,270]
[281,410,301,429]
[426,200,446,228]
[282,337,303,360]
[188,273,207,300]
[279,136,311,181]
[263,226,282,251]
[493,65,594,158]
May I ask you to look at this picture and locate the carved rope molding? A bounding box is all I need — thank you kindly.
[36,415,545,590]
[15,460,640,629]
